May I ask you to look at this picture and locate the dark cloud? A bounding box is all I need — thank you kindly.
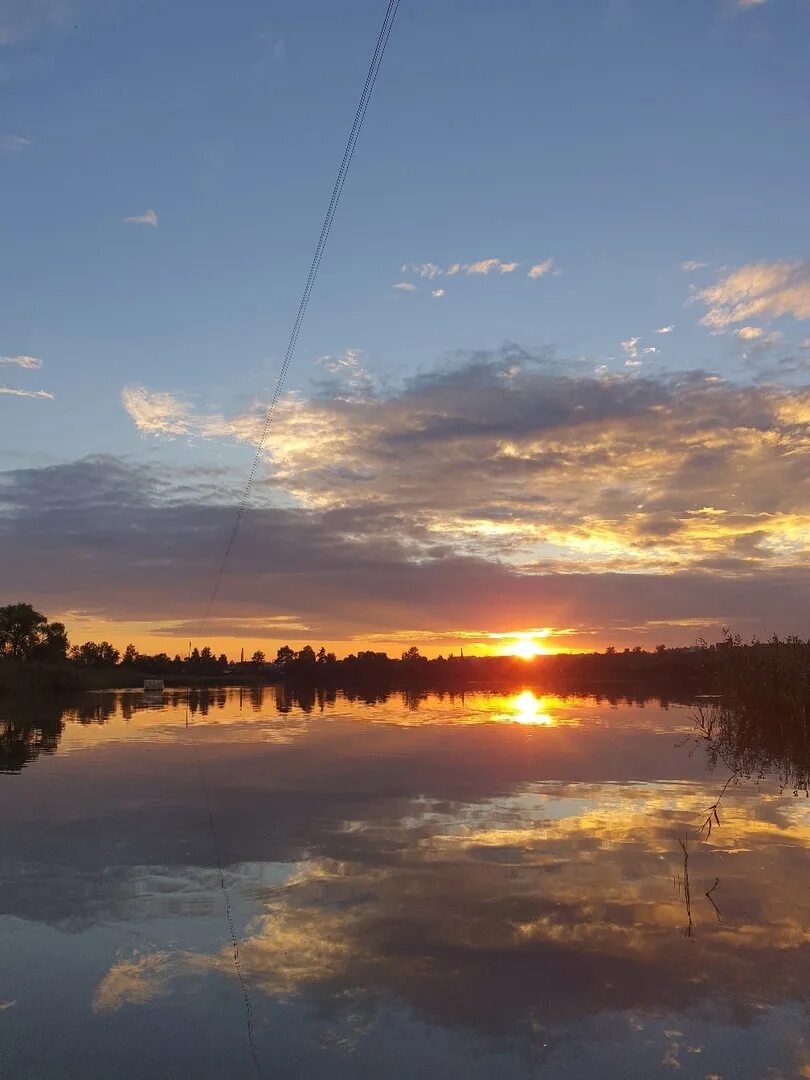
[1,451,810,644]
[123,350,810,580]
[3,351,810,644]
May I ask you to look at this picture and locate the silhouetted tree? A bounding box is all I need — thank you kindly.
[122,643,139,666]
[69,641,120,667]
[276,645,295,665]
[0,603,68,661]
[251,650,266,665]
[35,621,69,662]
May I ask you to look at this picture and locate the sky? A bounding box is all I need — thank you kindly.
[2,0,810,658]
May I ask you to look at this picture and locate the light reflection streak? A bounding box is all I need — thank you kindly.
[510,690,554,726]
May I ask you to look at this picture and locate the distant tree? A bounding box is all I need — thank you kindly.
[200,646,213,664]
[190,647,201,666]
[121,643,139,666]
[217,653,228,668]
[605,645,616,656]
[70,641,120,667]
[632,645,644,654]
[251,650,266,665]
[297,645,317,666]
[401,646,423,662]
[316,647,327,663]
[36,621,69,662]
[276,645,295,666]
[655,643,667,654]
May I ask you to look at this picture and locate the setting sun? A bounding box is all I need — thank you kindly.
[502,633,550,661]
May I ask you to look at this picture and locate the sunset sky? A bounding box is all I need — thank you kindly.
[2,0,810,657]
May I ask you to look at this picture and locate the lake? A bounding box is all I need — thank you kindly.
[2,685,810,1079]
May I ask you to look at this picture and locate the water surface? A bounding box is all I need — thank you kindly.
[2,686,809,1079]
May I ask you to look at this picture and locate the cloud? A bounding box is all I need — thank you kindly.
[734,327,765,340]
[698,261,810,329]
[465,259,504,275]
[0,385,53,399]
[93,952,175,1013]
[621,336,641,360]
[0,354,42,369]
[400,259,535,280]
[123,209,158,227]
[432,288,445,298]
[624,342,659,365]
[655,326,674,335]
[681,260,708,272]
[392,281,417,291]
[110,349,810,608]
[77,768,810,1044]
[0,133,30,154]
[401,263,442,279]
[314,348,375,398]
[4,348,810,644]
[528,258,554,279]
[121,385,190,435]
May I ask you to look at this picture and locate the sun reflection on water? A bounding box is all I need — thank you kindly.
[510,690,555,726]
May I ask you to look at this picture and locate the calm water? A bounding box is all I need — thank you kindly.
[2,685,810,1079]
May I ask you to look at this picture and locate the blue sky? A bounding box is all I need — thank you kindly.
[2,0,810,653]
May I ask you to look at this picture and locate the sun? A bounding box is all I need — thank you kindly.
[503,633,549,661]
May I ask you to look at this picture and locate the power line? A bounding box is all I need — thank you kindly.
[186,701,262,1077]
[199,0,402,634]
[184,6,405,1074]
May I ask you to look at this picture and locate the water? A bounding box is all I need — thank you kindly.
[2,685,810,1079]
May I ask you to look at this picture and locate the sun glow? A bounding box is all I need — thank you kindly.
[511,690,554,726]
[502,632,550,660]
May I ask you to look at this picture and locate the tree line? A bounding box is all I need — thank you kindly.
[5,601,808,696]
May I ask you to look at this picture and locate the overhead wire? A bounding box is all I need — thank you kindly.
[199,0,402,634]
[186,700,262,1077]
[183,3,404,1075]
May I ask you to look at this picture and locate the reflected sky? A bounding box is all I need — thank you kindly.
[2,687,810,1079]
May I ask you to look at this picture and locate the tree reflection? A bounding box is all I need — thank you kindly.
[692,692,810,807]
[0,697,64,773]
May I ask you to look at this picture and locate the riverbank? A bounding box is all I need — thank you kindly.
[0,663,276,695]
